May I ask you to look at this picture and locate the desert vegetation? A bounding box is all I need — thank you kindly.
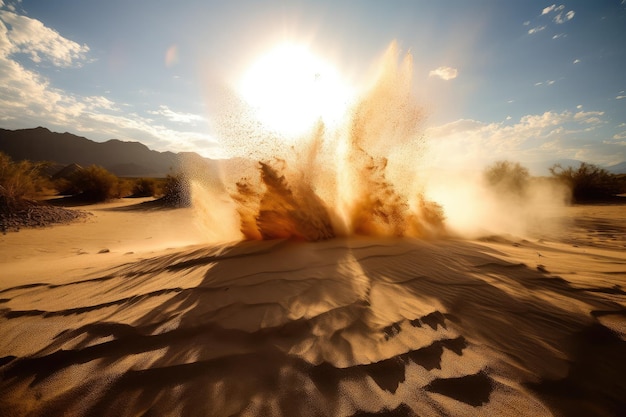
[484,160,625,204]
[0,152,85,232]
[131,178,161,198]
[0,152,51,205]
[484,160,530,199]
[549,162,625,202]
[65,165,126,202]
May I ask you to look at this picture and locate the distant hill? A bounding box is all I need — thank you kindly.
[606,161,626,175]
[0,127,187,177]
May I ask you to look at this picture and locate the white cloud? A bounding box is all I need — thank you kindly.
[613,132,626,140]
[528,26,546,34]
[554,10,575,24]
[576,104,583,109]
[552,33,566,39]
[573,110,605,124]
[428,66,458,81]
[425,110,616,167]
[523,20,530,26]
[0,8,221,157]
[148,105,206,124]
[0,10,89,67]
[541,4,557,15]
[616,95,626,100]
[573,59,580,64]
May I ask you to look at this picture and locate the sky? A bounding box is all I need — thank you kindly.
[0,0,625,168]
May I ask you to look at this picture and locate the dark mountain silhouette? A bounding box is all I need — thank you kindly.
[0,127,187,177]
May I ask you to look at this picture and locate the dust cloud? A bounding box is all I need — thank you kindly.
[186,41,567,242]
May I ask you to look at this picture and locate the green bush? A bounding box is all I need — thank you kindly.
[549,162,620,202]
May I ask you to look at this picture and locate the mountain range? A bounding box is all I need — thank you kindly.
[1,127,625,176]
[0,127,186,177]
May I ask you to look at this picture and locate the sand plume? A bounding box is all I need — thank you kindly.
[191,42,444,242]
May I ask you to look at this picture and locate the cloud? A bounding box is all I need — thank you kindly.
[616,95,626,100]
[425,110,617,167]
[0,10,89,67]
[542,4,564,15]
[573,59,580,64]
[613,132,626,140]
[528,26,546,34]
[552,33,566,39]
[554,10,575,24]
[523,20,530,26]
[148,105,206,124]
[0,8,220,157]
[428,66,458,80]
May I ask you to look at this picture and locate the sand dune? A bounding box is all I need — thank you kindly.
[0,200,625,416]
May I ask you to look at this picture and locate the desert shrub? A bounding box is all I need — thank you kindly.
[115,178,133,198]
[0,152,49,205]
[484,160,530,198]
[54,177,82,196]
[132,177,159,197]
[69,165,119,202]
[550,162,621,202]
[162,173,190,206]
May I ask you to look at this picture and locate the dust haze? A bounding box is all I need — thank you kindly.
[186,41,569,242]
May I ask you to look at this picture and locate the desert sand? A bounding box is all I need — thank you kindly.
[0,199,625,417]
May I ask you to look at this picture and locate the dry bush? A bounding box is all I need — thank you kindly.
[0,152,49,205]
[115,178,133,199]
[131,177,160,197]
[69,165,120,202]
[550,162,621,202]
[484,160,530,199]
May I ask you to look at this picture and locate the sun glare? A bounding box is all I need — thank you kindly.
[238,43,353,137]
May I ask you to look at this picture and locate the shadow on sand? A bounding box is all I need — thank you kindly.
[1,238,625,416]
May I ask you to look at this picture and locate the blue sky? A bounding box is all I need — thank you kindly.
[0,0,625,167]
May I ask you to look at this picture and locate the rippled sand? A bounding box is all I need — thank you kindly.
[0,200,625,416]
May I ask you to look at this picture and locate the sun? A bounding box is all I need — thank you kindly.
[238,43,353,137]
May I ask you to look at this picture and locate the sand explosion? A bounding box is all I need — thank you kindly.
[187,42,446,242]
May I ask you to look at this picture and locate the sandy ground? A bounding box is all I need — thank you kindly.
[0,199,625,416]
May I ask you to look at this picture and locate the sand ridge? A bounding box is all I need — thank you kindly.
[0,201,625,416]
